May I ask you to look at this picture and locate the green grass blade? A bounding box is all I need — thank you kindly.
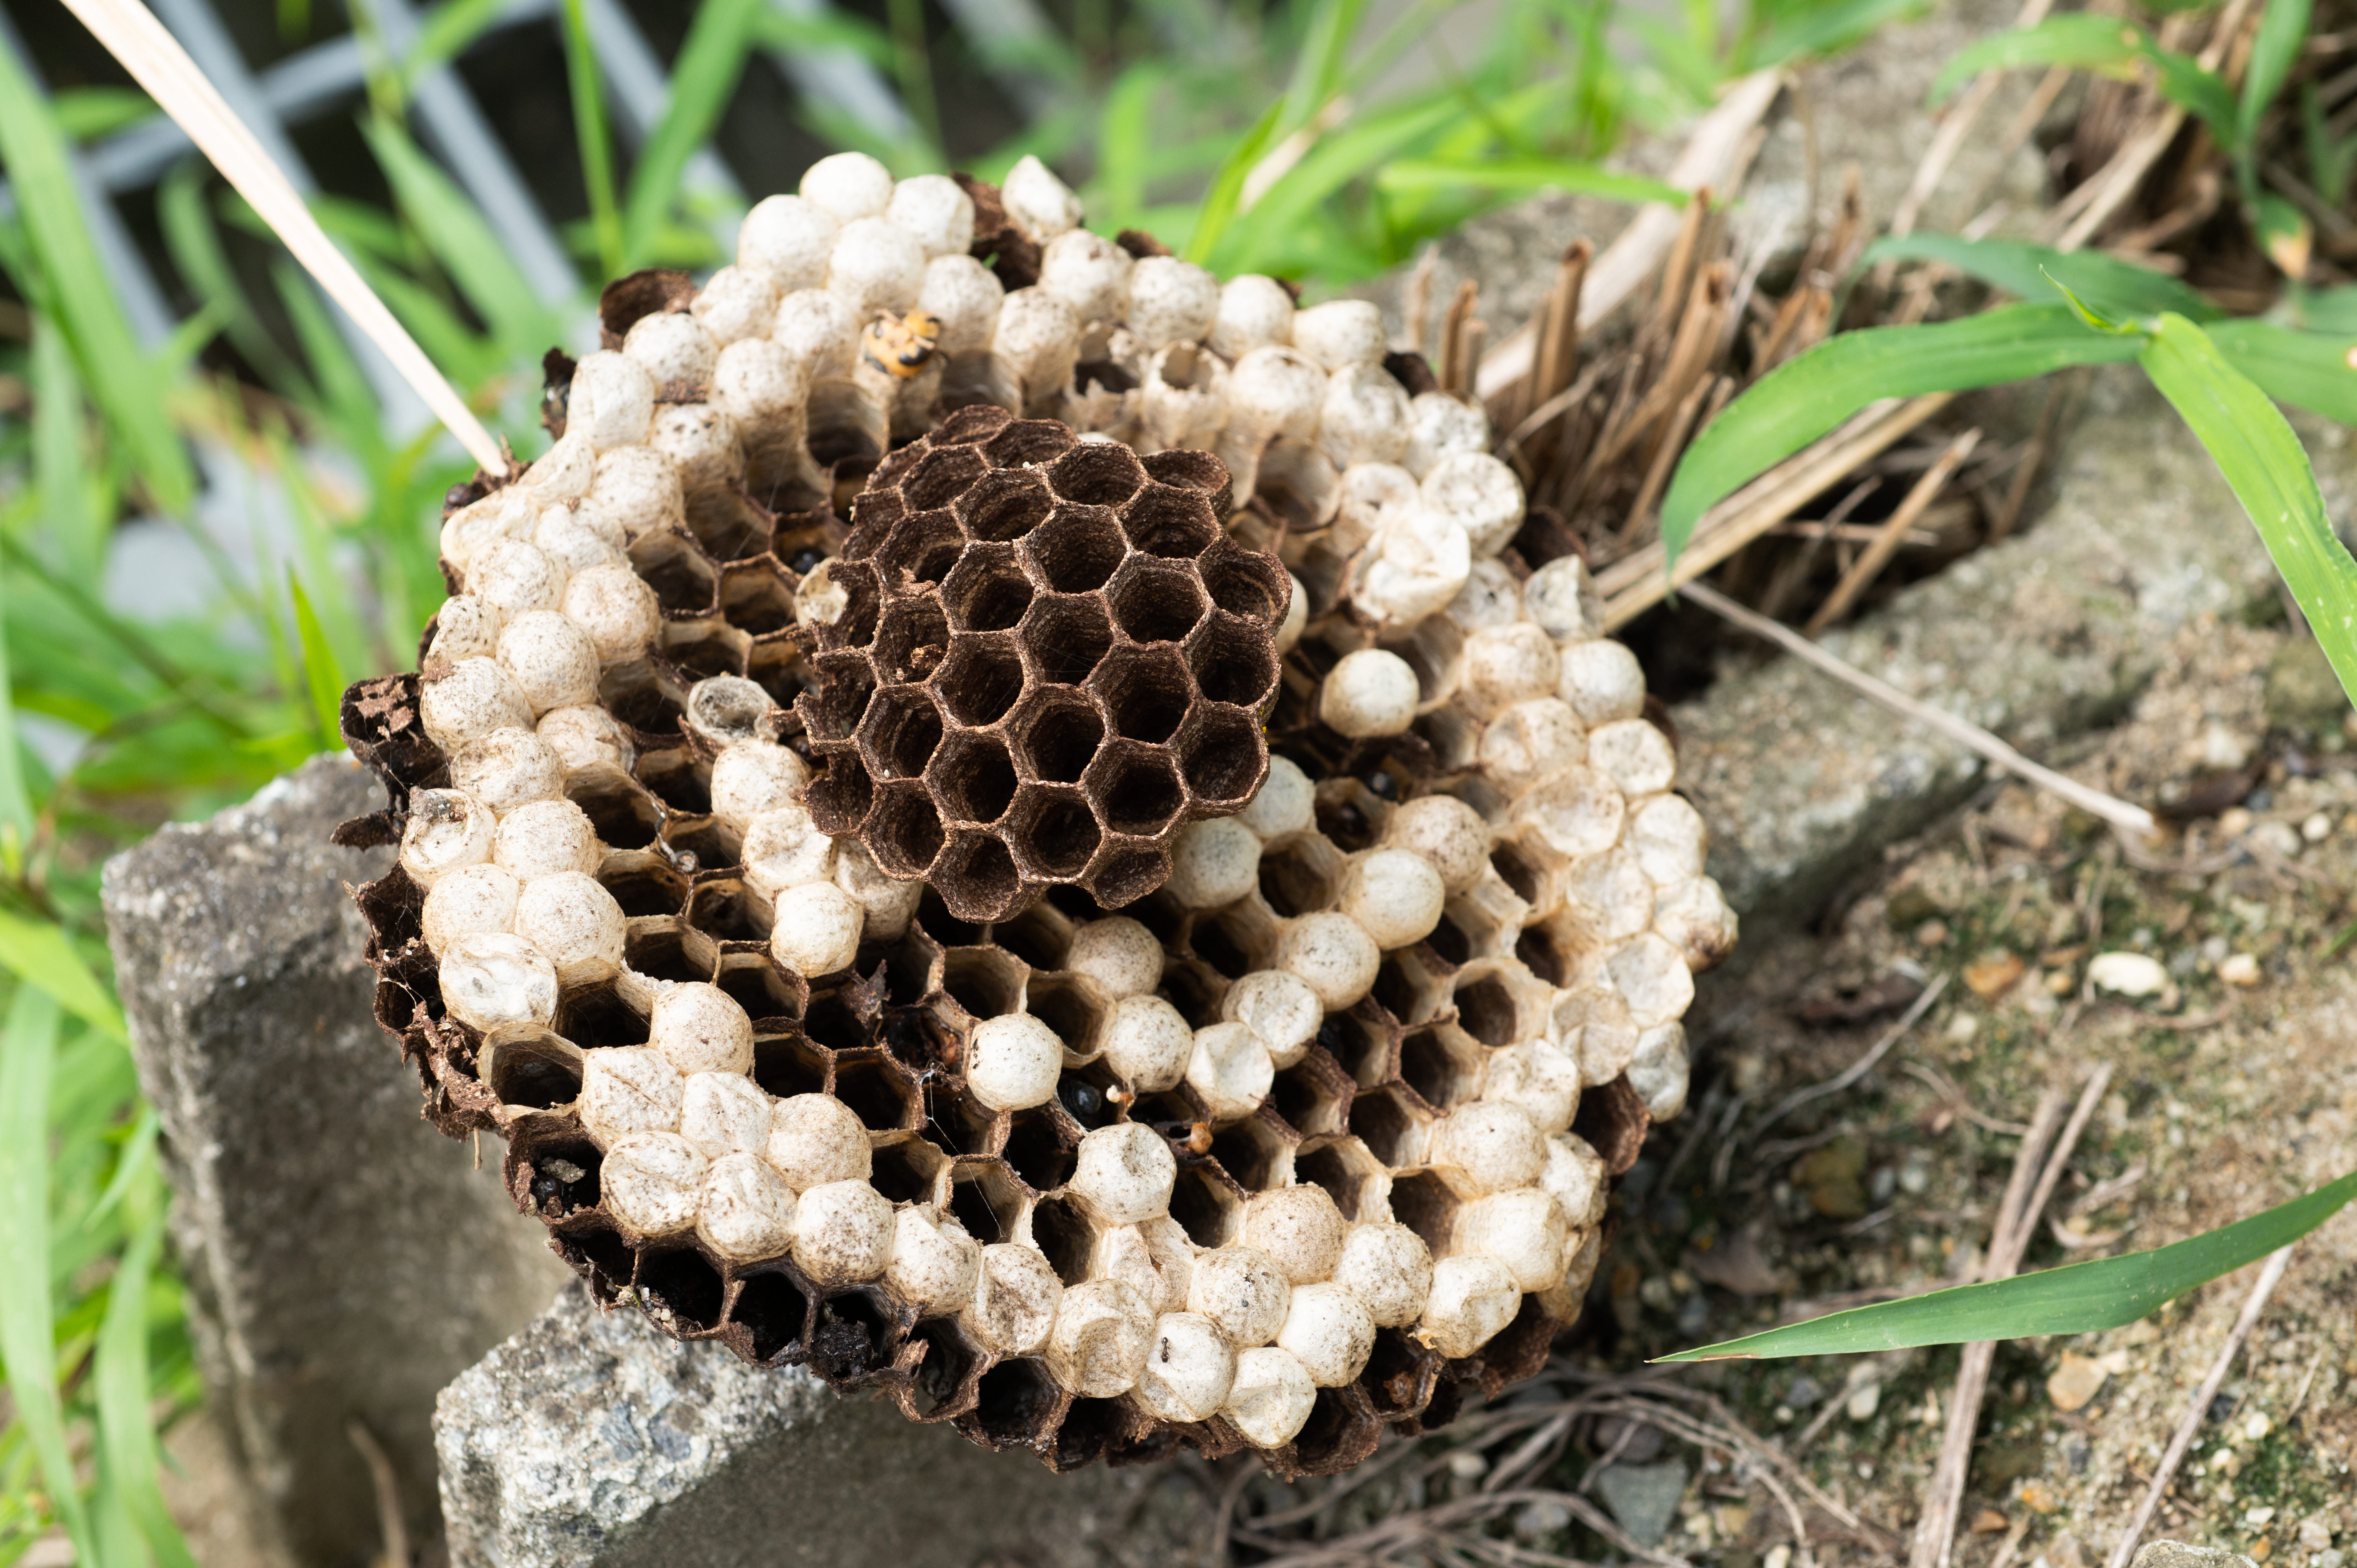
[1751,0,1928,67]
[1659,303,2143,572]
[1661,1167,2357,1360]
[0,991,92,1557]
[51,86,156,143]
[156,163,311,399]
[287,571,348,751]
[360,114,561,355]
[30,314,106,591]
[0,40,194,514]
[1860,233,2217,320]
[620,0,762,269]
[1373,157,1682,206]
[1181,101,1285,265]
[745,5,893,62]
[1927,14,2141,104]
[560,0,624,280]
[0,553,34,863]
[96,1201,197,1568]
[1279,0,1373,142]
[2239,0,2312,161]
[0,914,127,1042]
[404,0,516,92]
[2143,312,2357,708]
[2207,320,2357,423]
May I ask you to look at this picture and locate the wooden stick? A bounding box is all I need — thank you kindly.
[1677,581,2161,839]
[1619,376,1717,544]
[60,0,509,476]
[1440,280,1479,394]
[2102,1246,2297,1568]
[1805,427,1981,634]
[1598,393,1953,622]
[1909,1086,2070,1568]
[1532,242,1592,410]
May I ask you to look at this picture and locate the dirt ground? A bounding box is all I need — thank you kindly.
[1215,610,2357,1568]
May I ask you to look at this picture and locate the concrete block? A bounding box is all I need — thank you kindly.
[102,755,571,1568]
[436,1285,1199,1568]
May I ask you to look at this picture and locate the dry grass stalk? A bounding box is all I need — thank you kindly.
[1403,247,1439,360]
[1442,281,1484,393]
[1805,426,1981,634]
[1597,393,1954,626]
[2101,1245,2297,1568]
[1676,582,2161,837]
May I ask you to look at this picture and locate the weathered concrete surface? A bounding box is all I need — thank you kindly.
[1353,0,2051,349]
[2131,1545,2260,1568]
[102,755,571,1568]
[436,1286,1201,1568]
[1674,369,2357,922]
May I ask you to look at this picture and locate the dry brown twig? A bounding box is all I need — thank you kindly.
[1805,427,1981,634]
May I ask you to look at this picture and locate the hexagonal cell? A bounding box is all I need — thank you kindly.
[659,814,741,875]
[1117,484,1219,560]
[686,489,773,561]
[481,1031,585,1111]
[1028,1192,1094,1285]
[797,650,876,745]
[726,1269,812,1363]
[866,782,946,879]
[957,468,1054,542]
[983,417,1078,469]
[857,685,945,781]
[1090,847,1169,909]
[685,878,772,945]
[901,443,991,511]
[1257,835,1343,918]
[870,1133,948,1205]
[1018,595,1115,685]
[942,545,1034,632]
[556,980,652,1048]
[873,598,951,685]
[1512,922,1568,987]
[636,1246,728,1335]
[1269,1051,1353,1137]
[947,1158,1027,1244]
[934,634,1026,727]
[720,557,798,636]
[992,902,1074,972]
[1176,704,1267,810]
[1489,827,1571,915]
[625,920,720,985]
[627,529,719,615]
[1046,441,1147,507]
[814,559,884,649]
[1054,1058,1125,1132]
[1369,947,1453,1028]
[1293,1136,1388,1222]
[1005,785,1101,880]
[597,849,690,918]
[599,661,686,737]
[833,1048,923,1132]
[516,1133,603,1220]
[1346,1085,1425,1167]
[940,945,1025,1021]
[963,1355,1066,1450]
[900,1318,984,1421]
[1398,1025,1485,1112]
[1107,559,1209,647]
[1186,610,1279,709]
[1021,505,1127,594]
[637,747,712,815]
[1384,1169,1458,1257]
[1086,645,1193,747]
[1198,537,1292,626]
[806,1286,901,1383]
[935,831,1023,923]
[1140,445,1231,505]
[752,1031,830,1098]
[1167,1162,1244,1248]
[1444,961,1548,1051]
[746,636,813,711]
[927,403,1017,448]
[1208,1112,1292,1192]
[664,619,754,683]
[804,753,872,839]
[1320,1006,1398,1088]
[871,509,965,589]
[717,952,804,1022]
[568,768,663,851]
[807,378,889,471]
[1085,742,1185,839]
[1023,972,1103,1054]
[925,731,1019,827]
[1283,1386,1381,1478]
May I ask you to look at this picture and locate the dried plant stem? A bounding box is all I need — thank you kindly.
[2103,1245,2296,1568]
[1753,973,1951,1140]
[62,0,510,475]
[1804,427,1980,634]
[1677,581,2160,839]
[1885,0,2057,245]
[349,1419,413,1568]
[1909,1085,2069,1568]
[1597,394,1953,622]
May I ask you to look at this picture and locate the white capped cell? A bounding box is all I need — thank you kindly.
[1000,155,1083,241]
[1242,1185,1346,1285]
[769,882,864,977]
[696,1151,796,1260]
[496,609,600,716]
[1037,228,1134,324]
[1209,275,1296,359]
[1187,1021,1274,1122]
[1274,1281,1376,1386]
[1290,300,1385,371]
[437,930,558,1032]
[649,982,756,1077]
[579,1045,685,1144]
[764,1093,873,1190]
[1134,1312,1235,1424]
[1099,994,1193,1093]
[401,789,496,888]
[491,797,599,882]
[1318,648,1419,738]
[739,195,840,293]
[567,351,656,450]
[1379,795,1490,895]
[1069,1122,1177,1227]
[1065,916,1164,999]
[799,151,895,221]
[966,1012,1064,1111]
[1125,256,1220,350]
[1165,817,1262,908]
[1274,912,1381,1010]
[771,288,862,380]
[792,1179,894,1283]
[449,726,564,815]
[623,309,718,387]
[1337,848,1445,951]
[1419,1252,1520,1358]
[919,254,1005,357]
[1224,1346,1316,1447]
[512,871,626,987]
[691,265,781,347]
[1237,755,1314,840]
[1221,971,1322,1070]
[886,173,975,258]
[828,215,928,316]
[679,1072,774,1159]
[1330,1222,1432,1328]
[602,1132,707,1236]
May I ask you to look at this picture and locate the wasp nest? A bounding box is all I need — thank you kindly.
[797,404,1286,922]
[340,148,1732,1479]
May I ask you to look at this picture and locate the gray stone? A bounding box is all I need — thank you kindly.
[2129,1545,2259,1568]
[436,1285,1199,1568]
[1591,1458,1689,1547]
[102,754,570,1568]
[1676,369,2357,921]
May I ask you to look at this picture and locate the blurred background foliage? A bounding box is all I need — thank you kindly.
[0,0,1912,1555]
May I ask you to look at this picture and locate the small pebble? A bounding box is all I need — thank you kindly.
[2304,810,2334,843]
[2088,951,2168,998]
[2219,952,2262,987]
